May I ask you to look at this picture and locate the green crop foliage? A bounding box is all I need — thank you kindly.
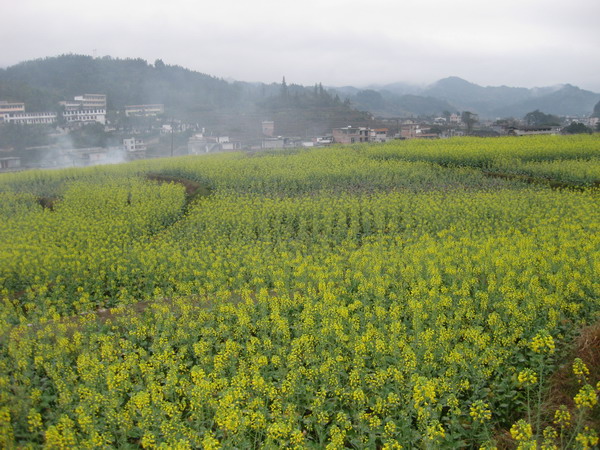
[0,135,598,448]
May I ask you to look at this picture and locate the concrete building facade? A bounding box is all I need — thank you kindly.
[60,94,107,111]
[369,128,388,142]
[63,109,106,125]
[262,121,275,137]
[0,101,25,116]
[0,157,21,171]
[125,104,165,117]
[332,126,370,144]
[4,112,58,125]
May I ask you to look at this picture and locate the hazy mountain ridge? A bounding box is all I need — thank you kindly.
[491,84,600,118]
[343,88,456,118]
[422,77,599,117]
[1,56,598,125]
[421,77,532,113]
[346,77,600,119]
[332,76,600,118]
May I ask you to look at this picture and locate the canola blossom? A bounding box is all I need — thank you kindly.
[0,135,599,447]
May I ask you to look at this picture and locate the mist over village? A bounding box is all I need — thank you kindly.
[1,54,599,171]
[1,0,599,171]
[1,1,599,449]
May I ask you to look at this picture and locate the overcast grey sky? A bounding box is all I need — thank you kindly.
[1,0,599,91]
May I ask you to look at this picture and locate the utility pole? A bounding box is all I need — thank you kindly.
[170,119,174,157]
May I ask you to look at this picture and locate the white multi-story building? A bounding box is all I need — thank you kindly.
[4,112,58,125]
[0,101,25,115]
[63,109,106,125]
[57,94,107,125]
[1,95,107,126]
[449,113,461,124]
[507,126,559,136]
[123,138,146,152]
[0,101,26,123]
[369,128,388,142]
[60,94,107,110]
[577,116,599,128]
[60,101,83,111]
[125,104,164,117]
[123,137,147,159]
[332,126,370,144]
[59,93,107,125]
[77,94,106,109]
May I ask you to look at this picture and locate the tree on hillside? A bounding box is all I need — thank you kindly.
[562,122,592,135]
[523,110,560,127]
[494,118,520,128]
[0,123,54,150]
[593,100,600,118]
[0,54,242,112]
[461,111,478,135]
[355,90,385,110]
[66,123,110,148]
[280,77,289,99]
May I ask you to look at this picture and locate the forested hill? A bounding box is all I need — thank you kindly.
[0,55,373,136]
[0,55,245,112]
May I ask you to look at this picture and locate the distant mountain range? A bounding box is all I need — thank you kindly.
[1,56,598,130]
[332,76,600,119]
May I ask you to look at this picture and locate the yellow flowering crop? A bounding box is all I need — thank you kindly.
[574,384,598,409]
[469,400,492,423]
[530,330,556,354]
[0,135,599,448]
[576,427,599,449]
[510,419,533,441]
[572,357,590,381]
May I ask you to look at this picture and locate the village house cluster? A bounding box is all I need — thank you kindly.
[1,91,598,172]
[0,96,169,126]
[0,95,108,125]
[0,94,167,170]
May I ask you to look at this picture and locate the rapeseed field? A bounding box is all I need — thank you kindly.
[0,135,598,448]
